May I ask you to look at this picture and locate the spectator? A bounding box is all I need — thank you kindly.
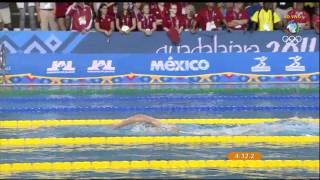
[36,2,58,31]
[0,2,13,31]
[116,2,136,34]
[180,2,191,16]
[180,4,196,32]
[95,3,114,37]
[219,2,234,17]
[245,2,261,30]
[164,3,183,17]
[274,2,293,28]
[132,2,143,23]
[107,2,116,15]
[66,2,93,32]
[312,6,319,33]
[16,2,36,31]
[128,2,133,10]
[55,3,70,30]
[93,2,102,15]
[251,2,281,31]
[304,2,316,18]
[226,2,249,31]
[151,2,168,31]
[163,4,183,33]
[193,3,226,31]
[86,3,95,14]
[287,3,311,30]
[149,2,157,12]
[107,2,117,19]
[137,4,156,36]
[94,2,117,20]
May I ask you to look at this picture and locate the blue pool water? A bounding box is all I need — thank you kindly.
[0,85,319,179]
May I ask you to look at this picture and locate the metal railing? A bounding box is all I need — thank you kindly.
[0,44,7,84]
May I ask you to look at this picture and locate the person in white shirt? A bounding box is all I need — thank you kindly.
[36,2,58,31]
[0,3,13,31]
[16,2,36,30]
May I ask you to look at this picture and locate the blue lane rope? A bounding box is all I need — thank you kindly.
[0,95,318,103]
[0,105,318,113]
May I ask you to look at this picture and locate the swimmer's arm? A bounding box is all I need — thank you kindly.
[111,114,162,129]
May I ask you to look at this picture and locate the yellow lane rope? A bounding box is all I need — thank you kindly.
[0,160,318,172]
[0,136,318,146]
[0,118,318,128]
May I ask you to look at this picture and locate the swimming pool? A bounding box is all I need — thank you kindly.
[0,85,319,179]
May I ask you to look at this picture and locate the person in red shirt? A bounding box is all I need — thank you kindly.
[55,3,71,30]
[164,3,183,17]
[132,2,142,20]
[226,2,249,30]
[287,3,311,30]
[116,2,136,34]
[106,2,116,18]
[180,4,196,32]
[94,3,114,36]
[193,2,227,31]
[138,4,156,36]
[151,2,168,31]
[219,2,234,17]
[312,6,320,33]
[149,2,157,12]
[95,4,114,37]
[163,4,183,33]
[66,2,93,32]
[132,2,143,30]
[180,2,191,16]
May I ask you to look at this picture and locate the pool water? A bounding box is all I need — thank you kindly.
[0,85,319,179]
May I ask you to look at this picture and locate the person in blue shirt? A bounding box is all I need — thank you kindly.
[245,2,261,30]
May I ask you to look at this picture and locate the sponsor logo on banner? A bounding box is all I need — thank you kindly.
[150,56,210,71]
[155,35,318,54]
[251,56,271,72]
[285,56,305,71]
[87,60,115,73]
[46,61,75,74]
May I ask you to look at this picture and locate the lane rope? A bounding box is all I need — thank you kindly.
[0,95,318,102]
[0,87,319,96]
[0,136,318,146]
[0,105,318,113]
[0,118,318,128]
[0,160,318,172]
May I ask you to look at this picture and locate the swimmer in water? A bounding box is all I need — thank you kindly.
[110,114,179,132]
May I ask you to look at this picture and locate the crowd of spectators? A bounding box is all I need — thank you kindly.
[0,2,319,35]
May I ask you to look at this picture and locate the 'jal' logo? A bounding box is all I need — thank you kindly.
[46,61,75,74]
[87,60,115,73]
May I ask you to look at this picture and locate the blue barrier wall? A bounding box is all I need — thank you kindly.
[0,31,319,85]
[0,30,319,54]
